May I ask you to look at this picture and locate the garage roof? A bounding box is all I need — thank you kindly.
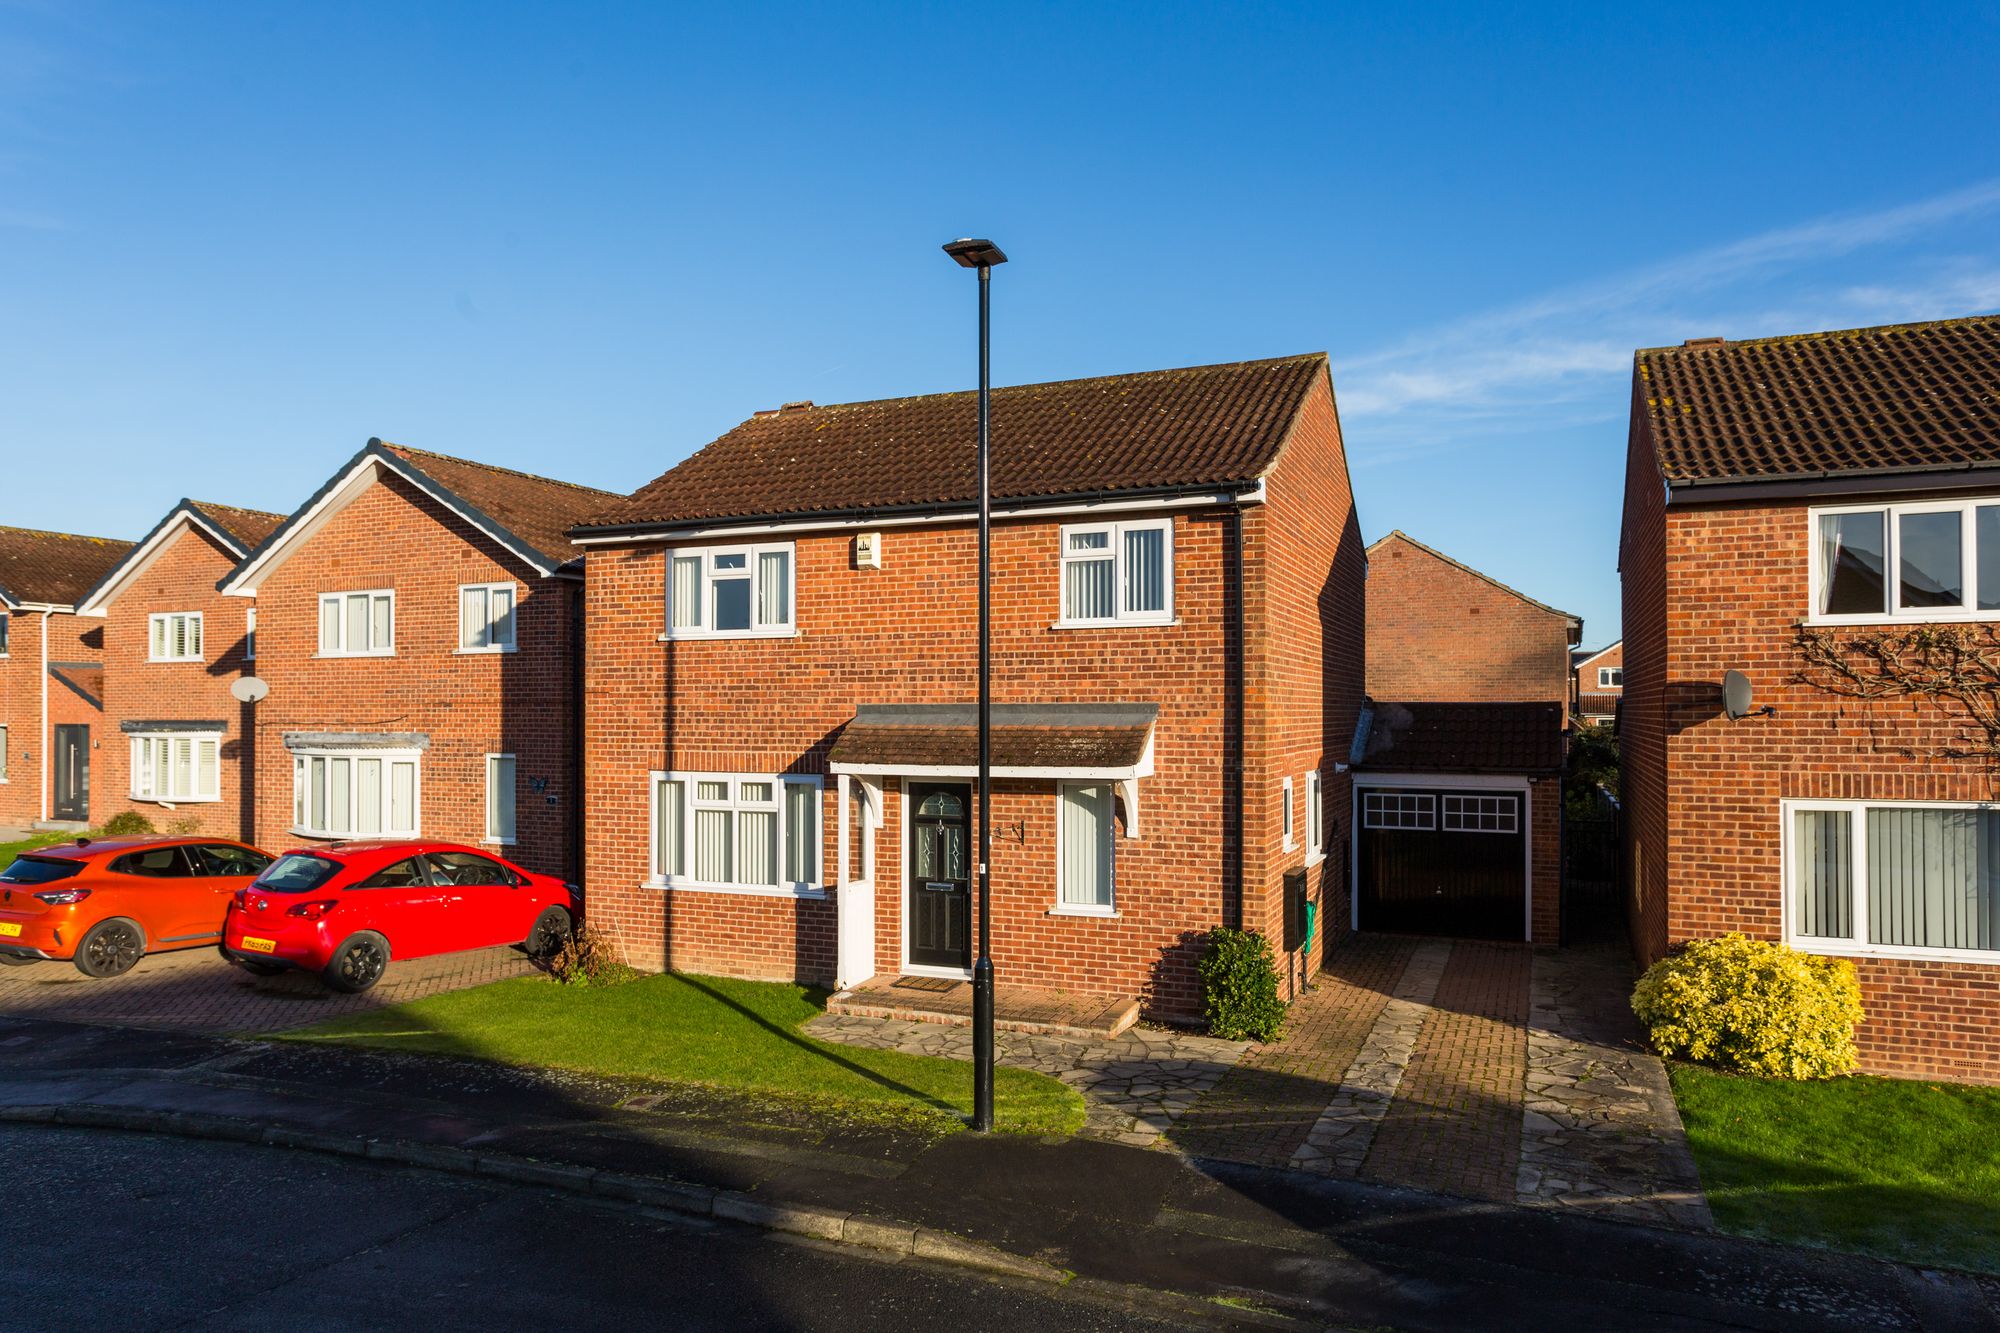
[1353,701,1564,775]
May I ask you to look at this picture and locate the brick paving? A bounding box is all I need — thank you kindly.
[0,944,538,1035]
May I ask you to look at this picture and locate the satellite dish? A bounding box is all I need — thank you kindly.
[1722,670,1754,720]
[231,676,270,704]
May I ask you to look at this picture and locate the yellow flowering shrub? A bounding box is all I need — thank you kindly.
[1630,934,1863,1079]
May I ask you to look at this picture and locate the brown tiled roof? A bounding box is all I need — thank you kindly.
[1355,701,1564,774]
[1575,693,1620,716]
[383,444,620,563]
[581,354,1328,531]
[1638,315,2000,484]
[827,703,1156,772]
[0,526,135,608]
[189,501,287,552]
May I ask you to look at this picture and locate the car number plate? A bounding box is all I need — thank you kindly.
[240,936,277,954]
[0,923,20,937]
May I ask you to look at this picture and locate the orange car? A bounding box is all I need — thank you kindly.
[0,836,275,978]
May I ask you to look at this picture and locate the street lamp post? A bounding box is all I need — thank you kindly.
[942,236,1007,1133]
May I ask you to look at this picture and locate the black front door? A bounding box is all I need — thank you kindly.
[52,725,89,822]
[908,782,971,970]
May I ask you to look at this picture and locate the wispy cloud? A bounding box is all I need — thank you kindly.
[1339,180,2000,445]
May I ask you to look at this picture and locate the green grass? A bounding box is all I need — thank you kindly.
[1671,1063,2000,1274]
[0,831,72,870]
[278,971,1086,1137]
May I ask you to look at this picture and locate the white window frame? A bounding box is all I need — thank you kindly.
[661,544,796,640]
[317,590,397,657]
[1305,770,1324,864]
[1281,775,1296,850]
[130,732,222,804]
[1442,793,1520,834]
[0,724,9,782]
[1806,497,2000,626]
[148,611,204,663]
[0,610,10,657]
[1782,796,2000,966]
[1055,517,1175,628]
[484,753,517,845]
[1053,781,1118,916]
[290,748,422,839]
[1596,667,1622,688]
[459,582,519,653]
[647,770,823,897]
[245,606,256,661]
[1362,791,1435,830]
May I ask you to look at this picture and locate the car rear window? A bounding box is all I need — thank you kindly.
[0,856,85,886]
[252,853,344,893]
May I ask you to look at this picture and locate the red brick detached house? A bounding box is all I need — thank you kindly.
[0,526,135,828]
[1356,531,1578,941]
[1573,639,1622,725]
[1621,315,2000,1082]
[217,441,616,879]
[74,501,286,841]
[572,354,1366,1021]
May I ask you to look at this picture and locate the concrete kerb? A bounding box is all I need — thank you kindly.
[5,1102,1067,1286]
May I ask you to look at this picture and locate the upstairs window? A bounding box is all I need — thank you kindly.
[1059,518,1173,625]
[1596,667,1622,688]
[460,583,518,652]
[319,591,395,656]
[245,606,256,661]
[0,611,9,656]
[149,612,203,662]
[665,545,794,639]
[1812,500,2000,623]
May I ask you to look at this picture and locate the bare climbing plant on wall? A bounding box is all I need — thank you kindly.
[1793,624,2000,770]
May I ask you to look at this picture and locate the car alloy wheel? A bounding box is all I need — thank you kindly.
[77,921,144,978]
[338,938,386,989]
[526,907,574,961]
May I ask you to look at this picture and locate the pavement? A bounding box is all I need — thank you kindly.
[0,1013,1993,1329]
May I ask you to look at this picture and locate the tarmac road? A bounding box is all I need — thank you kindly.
[0,1124,1260,1333]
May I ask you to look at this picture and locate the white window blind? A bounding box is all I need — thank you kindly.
[318,591,395,655]
[1059,519,1173,624]
[1059,783,1116,910]
[292,750,420,837]
[652,773,822,893]
[460,584,517,651]
[1788,801,2000,960]
[664,545,794,638]
[486,754,517,843]
[131,733,220,802]
[149,612,203,662]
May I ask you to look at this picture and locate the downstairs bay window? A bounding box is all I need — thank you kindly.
[131,733,220,803]
[1788,800,2000,961]
[650,771,822,895]
[292,750,421,838]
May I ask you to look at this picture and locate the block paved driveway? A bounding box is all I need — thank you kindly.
[0,944,537,1035]
[1170,933,1713,1230]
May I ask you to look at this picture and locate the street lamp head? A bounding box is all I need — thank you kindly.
[943,237,1008,269]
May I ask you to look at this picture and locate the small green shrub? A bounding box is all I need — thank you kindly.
[1198,927,1287,1042]
[97,811,156,838]
[548,925,640,989]
[1632,933,1863,1079]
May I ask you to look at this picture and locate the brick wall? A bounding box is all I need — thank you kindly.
[0,609,104,829]
[248,471,580,878]
[1575,641,1623,697]
[1619,392,1670,967]
[1365,533,1572,705]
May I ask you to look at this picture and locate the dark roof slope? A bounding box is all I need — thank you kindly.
[0,526,135,608]
[582,354,1328,532]
[1354,701,1564,774]
[189,501,287,552]
[381,444,619,563]
[1638,315,2000,485]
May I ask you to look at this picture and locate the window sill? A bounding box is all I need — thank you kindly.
[1049,904,1119,919]
[1805,609,2000,628]
[1049,616,1179,632]
[454,646,517,656]
[290,826,417,841]
[132,795,222,806]
[657,629,798,643]
[1305,850,1325,868]
[645,878,826,900]
[146,658,206,665]
[481,837,518,847]
[1788,937,2000,967]
[316,651,397,659]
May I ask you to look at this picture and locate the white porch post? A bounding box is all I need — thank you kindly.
[834,772,878,989]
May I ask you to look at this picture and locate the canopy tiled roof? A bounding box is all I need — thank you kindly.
[828,703,1156,773]
[1575,692,1620,717]
[380,444,619,563]
[1354,701,1564,774]
[1638,315,2000,485]
[581,354,1328,532]
[0,526,134,608]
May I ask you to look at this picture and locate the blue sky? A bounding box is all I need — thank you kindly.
[4,2,1998,644]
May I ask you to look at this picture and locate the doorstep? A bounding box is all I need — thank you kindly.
[826,976,1140,1040]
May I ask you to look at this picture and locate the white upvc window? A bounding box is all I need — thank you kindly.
[1786,798,2000,964]
[1442,793,1519,833]
[245,606,256,661]
[0,611,10,656]
[663,544,794,639]
[1597,667,1622,688]
[649,771,822,895]
[1281,776,1296,850]
[1056,782,1117,914]
[1362,790,1435,830]
[460,583,518,652]
[1058,518,1174,626]
[291,749,421,838]
[1809,497,2000,625]
[486,753,517,844]
[131,733,221,803]
[318,590,396,656]
[1305,770,1324,863]
[149,612,203,662]
[0,725,9,781]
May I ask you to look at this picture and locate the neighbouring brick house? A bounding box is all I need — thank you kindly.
[1572,639,1622,725]
[74,500,286,841]
[216,440,616,879]
[0,526,135,829]
[571,353,1366,1022]
[1621,314,2000,1083]
[1356,531,1577,942]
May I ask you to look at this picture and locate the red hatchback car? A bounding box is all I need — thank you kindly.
[218,840,578,993]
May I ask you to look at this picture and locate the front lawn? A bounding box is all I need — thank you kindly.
[277,972,1085,1137]
[1671,1063,2000,1274]
[0,832,71,870]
